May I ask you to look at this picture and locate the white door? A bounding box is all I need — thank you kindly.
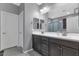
[18,12,23,48]
[1,11,18,50]
[1,11,6,50]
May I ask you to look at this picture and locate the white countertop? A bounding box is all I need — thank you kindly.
[32,31,79,42]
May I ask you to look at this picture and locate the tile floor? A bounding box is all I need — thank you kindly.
[18,50,41,56]
[3,47,41,56]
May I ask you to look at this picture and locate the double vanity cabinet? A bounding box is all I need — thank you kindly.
[32,34,79,56]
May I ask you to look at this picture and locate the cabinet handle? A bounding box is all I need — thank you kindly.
[58,47,62,50]
[58,47,61,49]
[58,47,62,56]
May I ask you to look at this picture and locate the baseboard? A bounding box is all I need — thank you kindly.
[23,49,33,54]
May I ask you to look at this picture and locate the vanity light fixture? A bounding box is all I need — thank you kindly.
[66,12,70,15]
[36,3,42,5]
[40,6,50,14]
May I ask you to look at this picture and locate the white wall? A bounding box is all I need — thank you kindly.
[23,3,42,51]
[18,3,45,52]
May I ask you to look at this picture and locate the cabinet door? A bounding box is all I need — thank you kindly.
[1,11,18,50]
[62,46,78,56]
[36,37,41,52]
[33,35,41,52]
[32,36,37,50]
[41,37,48,56]
[49,43,61,56]
[1,11,6,50]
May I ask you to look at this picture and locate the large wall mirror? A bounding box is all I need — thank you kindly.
[47,14,79,33]
[48,18,63,32]
[32,3,79,34]
[46,3,79,33]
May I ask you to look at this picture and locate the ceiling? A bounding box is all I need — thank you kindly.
[12,3,55,7]
[13,3,43,6]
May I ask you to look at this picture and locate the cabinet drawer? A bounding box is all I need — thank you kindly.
[41,43,48,47]
[41,51,48,56]
[62,40,79,49]
[41,37,48,41]
[42,53,48,56]
[33,35,40,39]
[41,49,48,53]
[41,41,48,45]
[41,46,48,51]
[62,46,78,56]
[41,44,48,49]
[49,38,62,44]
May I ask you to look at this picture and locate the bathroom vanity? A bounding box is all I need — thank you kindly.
[32,3,79,56]
[32,32,79,56]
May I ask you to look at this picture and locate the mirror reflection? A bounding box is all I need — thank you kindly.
[32,3,79,34]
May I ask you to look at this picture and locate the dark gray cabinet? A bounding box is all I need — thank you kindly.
[0,51,4,56]
[41,37,48,56]
[62,46,78,56]
[32,35,41,53]
[49,43,61,56]
[32,35,79,56]
[61,39,79,56]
